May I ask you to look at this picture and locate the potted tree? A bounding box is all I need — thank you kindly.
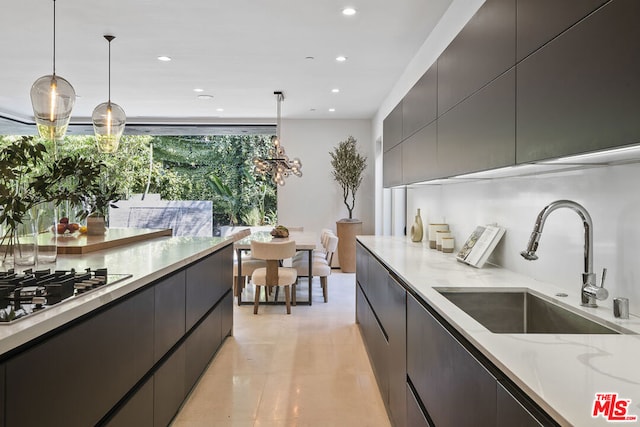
[329,136,367,273]
[78,178,123,235]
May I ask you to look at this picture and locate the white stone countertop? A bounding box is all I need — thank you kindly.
[0,236,231,357]
[357,235,640,427]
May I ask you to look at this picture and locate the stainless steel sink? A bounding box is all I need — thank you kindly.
[435,288,631,334]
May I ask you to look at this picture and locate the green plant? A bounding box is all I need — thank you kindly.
[329,135,367,219]
[209,174,241,225]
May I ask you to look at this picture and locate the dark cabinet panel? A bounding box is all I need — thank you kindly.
[438,0,516,114]
[356,242,370,288]
[6,287,155,427]
[383,143,402,188]
[154,345,187,427]
[0,364,4,427]
[220,290,233,338]
[387,275,407,427]
[186,253,219,330]
[497,383,545,427]
[185,304,222,390]
[402,64,437,139]
[106,378,154,427]
[155,270,186,362]
[407,383,431,427]
[516,0,608,61]
[438,69,515,176]
[407,294,497,427]
[516,0,640,163]
[383,103,403,151]
[402,121,438,184]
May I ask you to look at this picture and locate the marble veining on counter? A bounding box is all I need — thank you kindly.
[357,235,640,427]
[0,236,231,357]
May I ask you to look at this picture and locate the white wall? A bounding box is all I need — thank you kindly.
[276,119,374,236]
[408,162,640,316]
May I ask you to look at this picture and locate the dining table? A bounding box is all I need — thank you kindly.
[234,230,318,306]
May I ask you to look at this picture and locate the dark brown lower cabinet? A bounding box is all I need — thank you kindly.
[0,243,233,427]
[407,293,497,427]
[355,243,556,427]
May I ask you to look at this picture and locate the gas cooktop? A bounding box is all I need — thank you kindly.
[0,268,132,324]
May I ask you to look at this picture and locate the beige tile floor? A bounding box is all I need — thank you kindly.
[171,272,391,427]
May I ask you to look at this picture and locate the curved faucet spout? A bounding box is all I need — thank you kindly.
[521,200,592,275]
[520,200,604,307]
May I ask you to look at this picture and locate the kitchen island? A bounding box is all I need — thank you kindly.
[0,235,233,427]
[356,236,640,427]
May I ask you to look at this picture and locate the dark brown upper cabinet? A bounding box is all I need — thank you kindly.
[383,103,403,152]
[402,122,438,184]
[383,143,403,188]
[438,68,516,177]
[402,64,437,140]
[516,0,608,61]
[516,0,640,164]
[437,0,516,115]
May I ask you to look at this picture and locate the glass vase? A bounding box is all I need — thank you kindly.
[35,201,58,264]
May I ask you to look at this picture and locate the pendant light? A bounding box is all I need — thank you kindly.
[92,35,126,153]
[253,91,302,186]
[30,0,76,142]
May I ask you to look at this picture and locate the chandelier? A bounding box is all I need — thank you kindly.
[253,91,302,186]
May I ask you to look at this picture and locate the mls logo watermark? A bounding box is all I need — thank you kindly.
[592,393,638,422]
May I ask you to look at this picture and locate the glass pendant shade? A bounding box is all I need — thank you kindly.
[92,101,126,153]
[30,74,76,141]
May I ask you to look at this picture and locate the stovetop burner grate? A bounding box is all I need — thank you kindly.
[0,268,132,324]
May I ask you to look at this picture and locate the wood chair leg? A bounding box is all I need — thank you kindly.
[284,285,291,314]
[321,276,328,302]
[253,285,261,314]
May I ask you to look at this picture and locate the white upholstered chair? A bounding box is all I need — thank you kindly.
[231,229,266,297]
[250,240,298,314]
[292,234,338,303]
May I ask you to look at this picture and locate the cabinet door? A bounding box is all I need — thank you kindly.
[220,289,233,338]
[516,0,640,163]
[6,287,154,427]
[356,284,389,401]
[383,103,403,151]
[387,275,407,427]
[186,252,219,330]
[0,364,4,427]
[497,382,545,427]
[407,294,497,427]
[438,0,516,114]
[402,64,437,139]
[407,383,432,427]
[154,345,186,427]
[383,143,402,187]
[438,69,515,177]
[402,121,438,184]
[355,242,370,288]
[106,378,154,427]
[185,302,222,390]
[516,0,607,61]
[155,270,186,362]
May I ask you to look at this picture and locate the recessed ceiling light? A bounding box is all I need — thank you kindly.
[305,56,315,60]
[216,108,224,112]
[342,7,356,16]
[336,56,347,62]
[309,108,316,112]
[157,56,172,62]
[331,88,340,93]
[193,88,204,92]
[329,108,336,112]
[197,94,213,100]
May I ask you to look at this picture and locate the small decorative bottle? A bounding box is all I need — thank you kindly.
[410,208,424,242]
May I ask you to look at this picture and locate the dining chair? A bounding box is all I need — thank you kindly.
[250,240,298,314]
[292,228,332,262]
[231,228,266,297]
[292,234,338,302]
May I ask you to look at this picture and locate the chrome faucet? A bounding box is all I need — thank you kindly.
[521,200,608,307]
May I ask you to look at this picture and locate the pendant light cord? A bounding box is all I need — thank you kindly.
[52,0,56,75]
[108,38,111,103]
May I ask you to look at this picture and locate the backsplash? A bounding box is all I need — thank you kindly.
[406,161,640,316]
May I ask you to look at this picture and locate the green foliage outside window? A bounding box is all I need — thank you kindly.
[0,133,277,229]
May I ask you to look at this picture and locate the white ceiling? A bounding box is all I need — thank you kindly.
[0,0,453,133]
